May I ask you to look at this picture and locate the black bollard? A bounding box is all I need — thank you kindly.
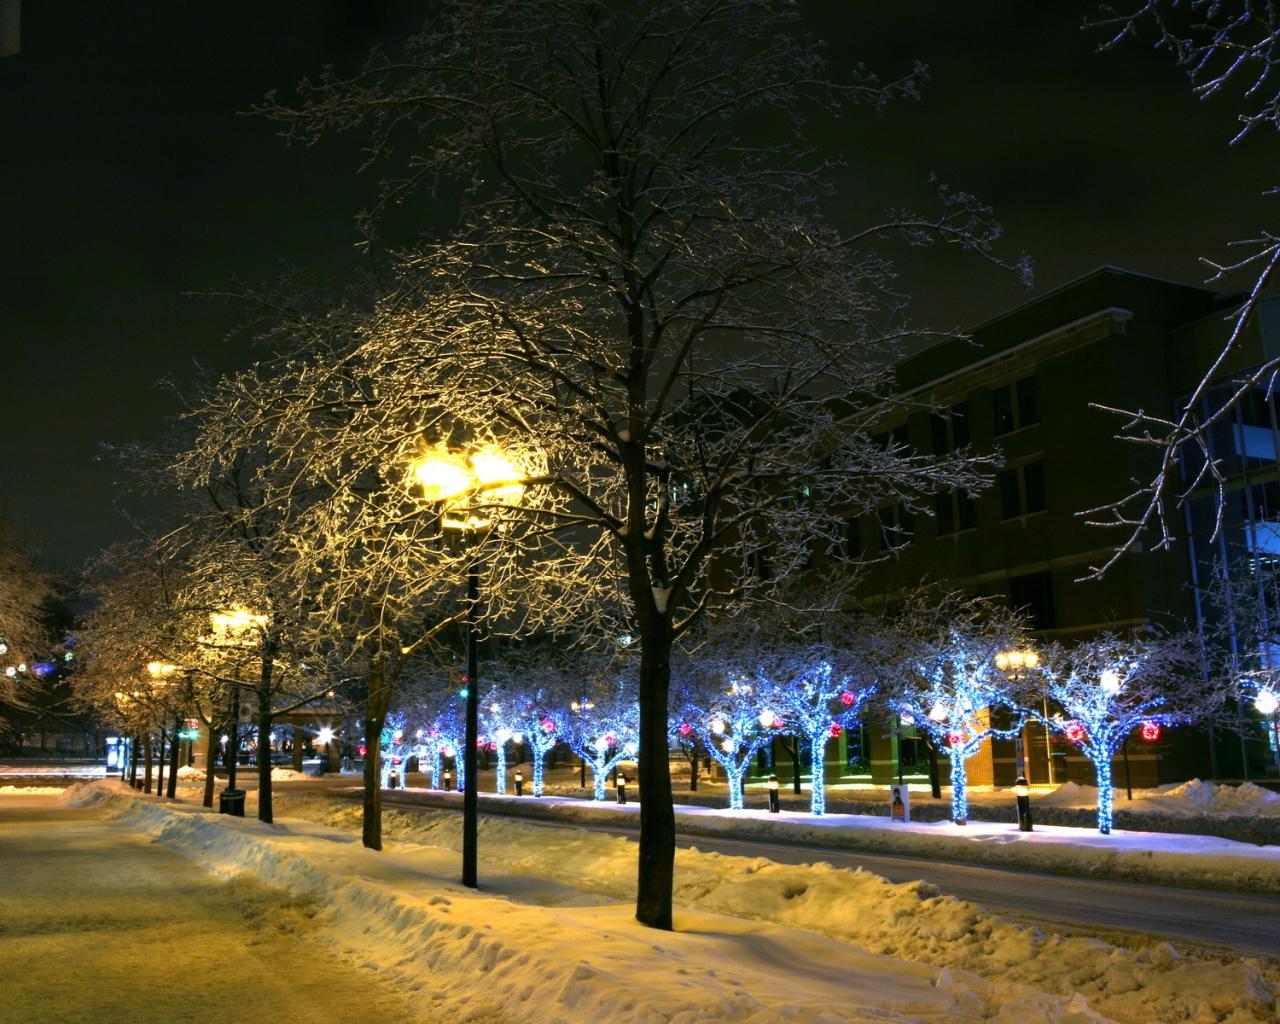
[768,774,780,813]
[514,770,524,797]
[616,774,628,805]
[443,768,453,792]
[1014,775,1033,832]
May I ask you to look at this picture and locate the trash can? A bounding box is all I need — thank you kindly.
[388,770,400,789]
[219,788,246,817]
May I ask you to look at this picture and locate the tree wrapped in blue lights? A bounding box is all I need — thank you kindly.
[1041,633,1206,834]
[674,664,776,810]
[561,683,639,801]
[890,604,1027,825]
[766,659,875,816]
[379,713,410,790]
[480,689,521,795]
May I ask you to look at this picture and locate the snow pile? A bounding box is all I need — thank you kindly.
[1036,782,1093,807]
[176,765,205,781]
[60,779,132,808]
[270,767,311,781]
[1154,780,1280,816]
[0,785,66,794]
[283,796,1274,1024]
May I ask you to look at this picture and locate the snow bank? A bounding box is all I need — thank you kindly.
[176,765,205,781]
[270,767,311,781]
[0,785,66,795]
[280,795,1274,1024]
[60,779,132,808]
[1152,779,1280,816]
[106,798,1021,1024]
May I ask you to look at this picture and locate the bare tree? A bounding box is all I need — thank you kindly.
[0,509,53,717]
[255,0,1027,928]
[1085,2,1280,573]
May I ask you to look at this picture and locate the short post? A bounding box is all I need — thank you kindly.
[1014,775,1033,832]
[616,773,628,805]
[443,768,453,792]
[767,774,780,813]
[514,770,524,797]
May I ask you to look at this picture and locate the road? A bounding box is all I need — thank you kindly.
[381,793,1280,959]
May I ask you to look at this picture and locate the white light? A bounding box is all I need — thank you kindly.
[3,666,14,677]
[1256,691,1280,716]
[442,744,456,758]
[495,728,511,742]
[0,643,7,654]
[756,710,774,728]
[490,702,500,713]
[511,732,524,744]
[928,701,948,722]
[595,736,610,753]
[16,663,26,674]
[623,741,638,756]
[899,714,915,726]
[711,718,726,735]
[721,738,736,753]
[1100,670,1122,694]
[415,729,425,740]
[316,727,335,745]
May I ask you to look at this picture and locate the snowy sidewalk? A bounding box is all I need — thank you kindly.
[369,787,1280,893]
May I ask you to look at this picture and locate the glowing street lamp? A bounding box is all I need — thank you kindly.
[209,606,266,810]
[410,442,529,890]
[996,648,1044,781]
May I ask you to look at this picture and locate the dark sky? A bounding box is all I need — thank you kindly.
[2,1,1274,570]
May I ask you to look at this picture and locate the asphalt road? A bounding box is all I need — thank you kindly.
[379,793,1280,959]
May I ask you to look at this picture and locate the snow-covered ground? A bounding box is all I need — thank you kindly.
[38,780,1279,1024]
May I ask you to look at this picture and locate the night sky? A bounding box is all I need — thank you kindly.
[2,1,1274,570]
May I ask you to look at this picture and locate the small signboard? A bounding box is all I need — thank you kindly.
[889,784,910,823]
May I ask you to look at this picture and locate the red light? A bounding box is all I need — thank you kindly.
[392,756,402,766]
[358,745,368,757]
[829,723,842,738]
[678,722,692,737]
[839,691,856,707]
[1064,722,1086,745]
[487,742,498,751]
[947,731,963,747]
[541,718,556,734]
[1140,721,1161,742]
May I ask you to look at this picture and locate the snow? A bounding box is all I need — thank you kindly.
[176,765,205,780]
[0,785,66,794]
[270,766,311,781]
[47,781,1280,1024]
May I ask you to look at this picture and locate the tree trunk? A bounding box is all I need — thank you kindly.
[257,637,277,824]
[128,734,139,788]
[635,633,674,930]
[363,713,384,850]
[202,726,217,808]
[167,717,180,798]
[292,724,304,772]
[688,743,698,792]
[155,728,165,797]
[926,740,942,799]
[257,702,274,824]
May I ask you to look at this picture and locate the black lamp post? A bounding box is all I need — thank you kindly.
[1014,775,1033,831]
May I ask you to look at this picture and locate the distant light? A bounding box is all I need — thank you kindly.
[1100,670,1122,694]
[1256,691,1279,716]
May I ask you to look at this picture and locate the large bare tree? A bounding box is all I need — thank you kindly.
[255,0,1027,928]
[1086,1,1280,573]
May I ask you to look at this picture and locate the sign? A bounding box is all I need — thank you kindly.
[889,784,910,823]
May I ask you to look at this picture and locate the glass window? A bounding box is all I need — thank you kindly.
[951,402,971,447]
[993,378,1037,435]
[958,490,977,530]
[1000,468,1021,519]
[935,490,956,535]
[1017,377,1039,427]
[1024,461,1046,513]
[993,387,1015,435]
[1010,570,1056,630]
[1000,461,1046,519]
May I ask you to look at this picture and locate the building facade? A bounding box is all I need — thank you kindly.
[772,266,1280,791]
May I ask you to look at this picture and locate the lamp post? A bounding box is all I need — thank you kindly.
[412,444,526,890]
[209,607,266,815]
[995,649,1043,782]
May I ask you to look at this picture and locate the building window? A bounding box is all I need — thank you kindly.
[844,516,863,559]
[877,502,914,551]
[993,377,1038,435]
[935,489,977,535]
[1009,570,1056,630]
[999,460,1046,519]
[930,402,970,454]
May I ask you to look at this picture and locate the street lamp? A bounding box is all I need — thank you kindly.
[995,649,1044,781]
[411,443,527,890]
[208,606,267,812]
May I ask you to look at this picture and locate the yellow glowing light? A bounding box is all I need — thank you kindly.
[411,450,473,503]
[146,661,178,678]
[469,446,526,506]
[1024,651,1039,668]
